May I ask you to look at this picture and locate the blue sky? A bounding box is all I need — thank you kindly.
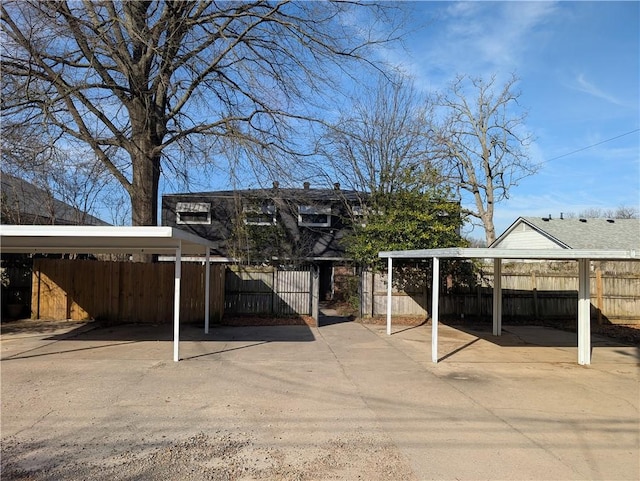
[391,1,639,237]
[156,1,638,239]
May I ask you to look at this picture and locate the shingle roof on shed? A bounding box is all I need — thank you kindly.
[493,217,640,250]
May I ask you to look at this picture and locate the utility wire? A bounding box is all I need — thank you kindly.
[536,128,639,166]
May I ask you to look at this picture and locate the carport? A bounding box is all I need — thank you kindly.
[0,225,217,362]
[379,247,640,365]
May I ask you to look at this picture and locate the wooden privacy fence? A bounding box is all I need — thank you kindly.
[362,261,640,324]
[31,258,225,323]
[225,265,317,316]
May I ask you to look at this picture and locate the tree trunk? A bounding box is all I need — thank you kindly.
[130,141,161,262]
[131,154,160,226]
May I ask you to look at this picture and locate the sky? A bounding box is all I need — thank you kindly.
[390,1,639,238]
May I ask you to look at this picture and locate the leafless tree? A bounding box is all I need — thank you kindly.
[566,206,639,219]
[319,72,437,200]
[1,1,402,230]
[431,74,537,245]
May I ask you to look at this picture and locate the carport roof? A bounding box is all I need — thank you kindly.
[0,225,216,256]
[379,247,640,261]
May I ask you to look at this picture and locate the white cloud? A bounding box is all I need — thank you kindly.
[408,1,559,88]
[573,74,624,106]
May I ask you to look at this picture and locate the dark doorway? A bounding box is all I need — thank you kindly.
[318,262,333,301]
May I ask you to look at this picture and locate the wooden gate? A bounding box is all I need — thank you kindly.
[225,265,316,316]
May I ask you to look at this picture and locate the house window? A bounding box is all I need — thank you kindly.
[176,202,211,225]
[298,205,331,227]
[351,205,367,227]
[244,204,276,226]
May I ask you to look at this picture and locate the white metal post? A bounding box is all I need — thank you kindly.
[386,257,393,335]
[578,258,591,365]
[311,265,319,324]
[493,258,502,336]
[432,257,440,363]
[173,243,182,362]
[204,249,210,334]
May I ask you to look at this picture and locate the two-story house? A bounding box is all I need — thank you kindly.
[162,182,366,301]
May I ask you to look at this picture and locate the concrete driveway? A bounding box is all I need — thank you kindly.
[1,320,638,480]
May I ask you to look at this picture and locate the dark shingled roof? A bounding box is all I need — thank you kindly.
[163,187,365,203]
[1,172,108,226]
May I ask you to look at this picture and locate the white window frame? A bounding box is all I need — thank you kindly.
[176,202,211,225]
[298,205,331,227]
[243,204,277,226]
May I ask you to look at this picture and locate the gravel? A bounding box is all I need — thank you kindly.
[1,431,416,481]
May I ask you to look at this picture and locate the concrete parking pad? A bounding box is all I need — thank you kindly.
[1,320,638,480]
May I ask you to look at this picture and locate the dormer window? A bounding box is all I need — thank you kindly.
[351,205,364,217]
[176,202,211,224]
[298,205,331,227]
[244,204,276,226]
[351,205,366,227]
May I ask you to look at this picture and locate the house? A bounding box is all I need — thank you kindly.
[1,172,109,319]
[162,182,367,301]
[1,171,108,226]
[491,216,640,250]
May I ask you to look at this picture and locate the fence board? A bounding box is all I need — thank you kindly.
[364,261,640,324]
[225,266,311,316]
[31,259,225,324]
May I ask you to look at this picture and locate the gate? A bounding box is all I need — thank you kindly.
[225,265,319,317]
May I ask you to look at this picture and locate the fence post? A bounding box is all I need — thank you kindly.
[596,266,603,325]
[311,265,319,324]
[532,271,538,320]
[272,267,278,315]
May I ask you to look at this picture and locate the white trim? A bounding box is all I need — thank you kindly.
[176,202,211,225]
[243,204,276,226]
[205,250,211,335]
[173,244,182,362]
[0,225,216,255]
[492,258,502,336]
[386,257,392,335]
[379,247,639,260]
[298,205,331,227]
[578,259,591,365]
[431,257,439,363]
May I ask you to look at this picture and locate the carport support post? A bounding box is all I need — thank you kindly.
[386,257,393,335]
[578,258,591,365]
[311,265,319,324]
[173,244,182,362]
[431,256,440,363]
[493,258,502,336]
[204,249,210,334]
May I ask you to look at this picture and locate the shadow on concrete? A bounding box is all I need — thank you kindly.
[1,320,316,362]
[437,321,640,362]
[319,315,354,327]
[438,337,482,363]
[317,304,354,327]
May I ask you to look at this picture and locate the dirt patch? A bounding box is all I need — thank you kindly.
[592,324,640,345]
[1,431,416,481]
[0,319,93,337]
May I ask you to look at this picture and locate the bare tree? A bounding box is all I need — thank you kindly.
[566,206,639,219]
[1,1,402,230]
[1,119,111,225]
[318,73,464,265]
[319,72,437,199]
[432,74,536,245]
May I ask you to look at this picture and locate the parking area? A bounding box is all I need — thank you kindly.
[1,320,639,480]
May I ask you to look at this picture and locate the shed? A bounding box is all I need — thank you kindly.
[0,225,217,362]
